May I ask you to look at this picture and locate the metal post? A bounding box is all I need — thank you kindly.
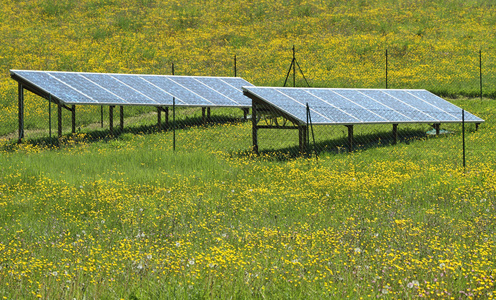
[101,106,103,128]
[109,106,114,134]
[299,125,308,154]
[57,103,62,138]
[172,62,175,75]
[435,123,440,136]
[462,109,466,170]
[157,107,162,130]
[392,123,398,145]
[479,49,483,101]
[234,55,237,77]
[293,45,296,87]
[71,105,76,134]
[18,83,24,143]
[252,101,259,154]
[385,49,388,89]
[347,125,354,152]
[165,107,169,129]
[48,95,52,138]
[120,106,124,130]
[173,97,176,151]
[306,103,310,148]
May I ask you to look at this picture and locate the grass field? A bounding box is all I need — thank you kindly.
[1,98,495,299]
[1,0,496,299]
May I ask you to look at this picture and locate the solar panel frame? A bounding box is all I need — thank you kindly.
[10,70,254,108]
[243,87,484,126]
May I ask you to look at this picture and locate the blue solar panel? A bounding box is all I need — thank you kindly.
[49,72,126,104]
[243,87,484,125]
[13,71,95,104]
[111,74,177,105]
[195,77,252,106]
[10,70,253,107]
[169,77,238,106]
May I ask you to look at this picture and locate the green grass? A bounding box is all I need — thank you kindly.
[0,98,495,298]
[1,0,496,298]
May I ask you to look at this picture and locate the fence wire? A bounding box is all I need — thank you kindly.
[4,47,493,170]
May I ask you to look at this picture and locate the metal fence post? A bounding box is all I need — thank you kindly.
[479,49,483,101]
[462,109,466,170]
[385,49,388,89]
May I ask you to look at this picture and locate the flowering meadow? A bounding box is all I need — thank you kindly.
[1,0,496,135]
[1,0,496,299]
[0,97,495,299]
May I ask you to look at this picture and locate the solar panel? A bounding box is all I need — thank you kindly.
[243,87,484,125]
[10,70,254,107]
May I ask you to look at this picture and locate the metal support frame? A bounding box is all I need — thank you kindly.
[252,101,259,154]
[71,105,76,134]
[201,107,211,125]
[18,83,24,143]
[242,108,249,121]
[157,107,162,129]
[165,107,169,129]
[299,125,308,154]
[109,106,114,134]
[433,123,440,136]
[346,125,354,152]
[157,107,170,130]
[120,106,124,130]
[58,103,62,138]
[392,123,398,145]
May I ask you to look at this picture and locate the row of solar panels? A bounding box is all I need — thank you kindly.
[11,70,253,107]
[10,70,484,125]
[243,87,482,124]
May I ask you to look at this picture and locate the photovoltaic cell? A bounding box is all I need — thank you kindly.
[243,87,484,125]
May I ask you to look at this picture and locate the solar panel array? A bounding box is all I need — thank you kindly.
[243,87,484,125]
[10,70,253,107]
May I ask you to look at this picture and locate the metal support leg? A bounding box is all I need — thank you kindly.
[243,108,249,121]
[18,84,24,143]
[120,106,124,130]
[392,123,398,145]
[252,102,259,154]
[165,107,169,130]
[58,103,62,138]
[299,125,308,154]
[157,107,162,130]
[71,105,76,134]
[347,125,354,152]
[109,106,114,134]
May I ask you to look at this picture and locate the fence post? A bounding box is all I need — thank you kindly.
[479,49,483,101]
[462,109,466,170]
[385,49,388,89]
[293,45,296,87]
[173,97,176,152]
[49,95,52,138]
